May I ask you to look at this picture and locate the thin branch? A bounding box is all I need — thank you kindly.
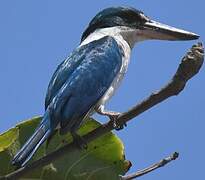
[120,152,179,180]
[0,42,204,180]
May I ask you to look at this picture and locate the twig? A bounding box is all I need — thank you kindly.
[119,152,179,180]
[0,42,203,180]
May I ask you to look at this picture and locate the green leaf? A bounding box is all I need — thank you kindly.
[0,117,131,180]
[0,127,19,175]
[0,116,44,178]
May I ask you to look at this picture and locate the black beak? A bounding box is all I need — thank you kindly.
[141,20,199,41]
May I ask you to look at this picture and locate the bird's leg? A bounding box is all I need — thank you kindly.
[95,105,127,130]
[71,130,88,150]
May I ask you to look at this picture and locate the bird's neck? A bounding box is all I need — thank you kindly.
[80,26,138,48]
[80,27,136,63]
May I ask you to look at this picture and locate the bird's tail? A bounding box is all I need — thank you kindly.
[12,112,52,167]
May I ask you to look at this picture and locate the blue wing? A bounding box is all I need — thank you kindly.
[12,36,123,167]
[46,36,123,133]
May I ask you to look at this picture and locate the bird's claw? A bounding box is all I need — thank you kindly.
[114,121,127,131]
[108,112,127,131]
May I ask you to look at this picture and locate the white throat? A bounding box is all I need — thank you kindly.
[80,26,141,48]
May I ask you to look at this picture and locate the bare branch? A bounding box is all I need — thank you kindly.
[1,42,203,180]
[119,152,179,180]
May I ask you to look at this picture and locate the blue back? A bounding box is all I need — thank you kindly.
[45,36,123,131]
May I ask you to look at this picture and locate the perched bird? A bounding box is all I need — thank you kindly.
[12,6,199,167]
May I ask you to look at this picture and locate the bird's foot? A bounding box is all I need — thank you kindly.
[107,112,127,131]
[71,132,88,150]
[96,106,126,130]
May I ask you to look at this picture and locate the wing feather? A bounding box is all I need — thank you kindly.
[45,36,123,131]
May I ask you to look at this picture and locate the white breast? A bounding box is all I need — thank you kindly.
[80,27,132,107]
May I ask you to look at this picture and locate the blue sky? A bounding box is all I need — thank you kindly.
[0,0,204,179]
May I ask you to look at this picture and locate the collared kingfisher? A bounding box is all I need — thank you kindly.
[12,6,199,167]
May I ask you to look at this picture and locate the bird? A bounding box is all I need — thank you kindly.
[12,6,199,167]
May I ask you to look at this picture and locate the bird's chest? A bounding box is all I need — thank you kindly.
[97,36,131,106]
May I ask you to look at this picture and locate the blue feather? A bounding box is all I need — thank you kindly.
[12,36,122,166]
[12,110,52,166]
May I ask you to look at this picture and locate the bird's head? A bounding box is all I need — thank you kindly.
[81,7,199,47]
